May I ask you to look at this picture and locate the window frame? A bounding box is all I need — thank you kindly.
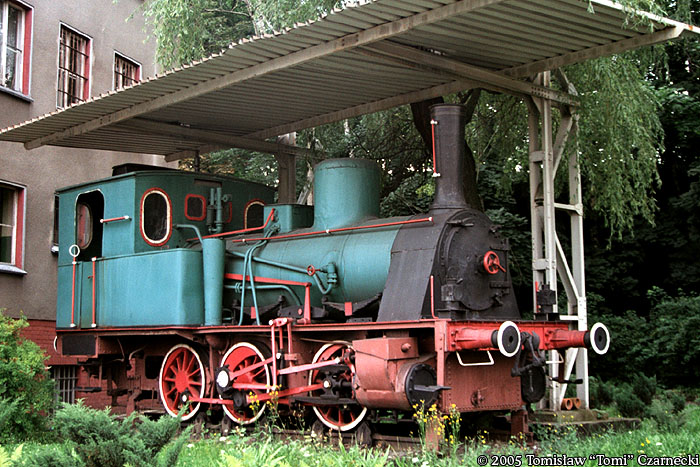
[113,51,141,90]
[140,188,172,247]
[0,180,26,275]
[56,23,92,109]
[51,195,59,254]
[243,199,265,229]
[0,0,33,98]
[75,201,93,250]
[184,194,206,221]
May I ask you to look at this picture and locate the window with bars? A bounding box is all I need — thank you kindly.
[51,365,78,404]
[114,53,140,90]
[1,0,32,96]
[57,25,90,108]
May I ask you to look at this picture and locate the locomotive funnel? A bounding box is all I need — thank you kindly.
[429,104,469,211]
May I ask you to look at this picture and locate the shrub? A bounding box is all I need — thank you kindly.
[632,373,657,405]
[613,383,648,419]
[589,376,615,408]
[52,401,190,467]
[647,288,700,386]
[0,310,55,443]
[647,398,686,432]
[666,390,686,414]
[588,310,653,381]
[13,444,84,467]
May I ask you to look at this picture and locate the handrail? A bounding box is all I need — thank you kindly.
[100,215,131,224]
[91,257,97,328]
[175,224,204,243]
[231,216,433,244]
[225,273,312,324]
[186,209,276,242]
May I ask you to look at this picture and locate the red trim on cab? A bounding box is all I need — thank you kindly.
[82,38,91,100]
[224,201,233,224]
[184,194,206,221]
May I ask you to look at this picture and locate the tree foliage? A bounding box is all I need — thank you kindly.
[141,0,342,69]
[142,0,256,69]
[0,310,54,443]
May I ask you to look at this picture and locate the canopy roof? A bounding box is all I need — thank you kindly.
[0,0,696,159]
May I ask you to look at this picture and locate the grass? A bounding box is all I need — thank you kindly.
[172,405,700,467]
[2,405,699,466]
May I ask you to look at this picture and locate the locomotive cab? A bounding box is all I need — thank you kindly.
[55,168,274,329]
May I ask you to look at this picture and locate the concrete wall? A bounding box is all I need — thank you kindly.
[1,0,173,321]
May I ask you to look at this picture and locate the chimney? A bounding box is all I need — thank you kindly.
[429,104,469,211]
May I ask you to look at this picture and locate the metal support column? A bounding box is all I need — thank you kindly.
[527,70,589,410]
[275,133,297,204]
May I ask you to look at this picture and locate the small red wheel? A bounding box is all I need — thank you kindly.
[309,342,367,432]
[483,251,506,275]
[159,344,206,421]
[220,342,271,425]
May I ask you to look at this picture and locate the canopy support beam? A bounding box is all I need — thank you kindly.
[359,41,578,106]
[528,70,588,410]
[119,118,316,158]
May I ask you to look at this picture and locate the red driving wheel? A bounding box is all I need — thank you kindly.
[309,342,367,431]
[158,344,206,421]
[220,342,271,424]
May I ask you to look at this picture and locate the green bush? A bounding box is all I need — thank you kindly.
[613,383,648,419]
[632,373,657,405]
[647,398,686,432]
[52,402,191,467]
[589,376,615,408]
[0,310,54,443]
[666,390,686,414]
[647,288,700,386]
[13,443,84,467]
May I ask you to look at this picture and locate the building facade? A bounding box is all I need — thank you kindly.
[1,0,171,408]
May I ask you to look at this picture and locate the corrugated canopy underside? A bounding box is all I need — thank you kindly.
[0,0,696,158]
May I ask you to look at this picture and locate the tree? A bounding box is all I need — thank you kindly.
[0,311,54,442]
[141,0,671,235]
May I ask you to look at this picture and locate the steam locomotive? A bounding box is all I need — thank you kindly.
[55,104,609,433]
